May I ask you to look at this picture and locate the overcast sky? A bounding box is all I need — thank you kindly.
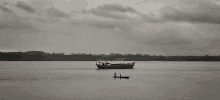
[0,0,220,55]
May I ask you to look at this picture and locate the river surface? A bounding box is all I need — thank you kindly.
[0,61,220,100]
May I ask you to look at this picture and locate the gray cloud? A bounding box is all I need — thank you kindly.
[83,3,141,20]
[0,1,75,37]
[1,0,220,55]
[46,7,70,18]
[0,21,33,29]
[81,0,220,24]
[0,5,13,13]
[70,19,132,31]
[0,8,38,32]
[142,12,166,23]
[15,1,36,13]
[0,9,30,30]
[83,9,126,19]
[89,21,118,29]
[127,27,191,45]
[142,36,193,46]
[159,0,220,24]
[96,3,137,13]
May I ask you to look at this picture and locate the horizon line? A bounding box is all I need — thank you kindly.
[0,50,220,57]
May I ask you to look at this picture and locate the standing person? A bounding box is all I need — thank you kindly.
[114,72,116,76]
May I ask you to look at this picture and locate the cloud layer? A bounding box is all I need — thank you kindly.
[159,0,220,24]
[15,1,36,13]
[1,0,220,55]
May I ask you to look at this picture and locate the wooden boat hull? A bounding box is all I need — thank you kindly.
[96,62,135,69]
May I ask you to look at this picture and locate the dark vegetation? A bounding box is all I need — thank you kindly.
[0,51,220,61]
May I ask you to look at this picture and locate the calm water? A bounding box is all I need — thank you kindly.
[0,61,220,100]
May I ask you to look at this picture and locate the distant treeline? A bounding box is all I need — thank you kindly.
[0,51,220,61]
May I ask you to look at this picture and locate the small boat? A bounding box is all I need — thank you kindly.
[113,76,129,79]
[113,72,129,79]
[96,61,135,69]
